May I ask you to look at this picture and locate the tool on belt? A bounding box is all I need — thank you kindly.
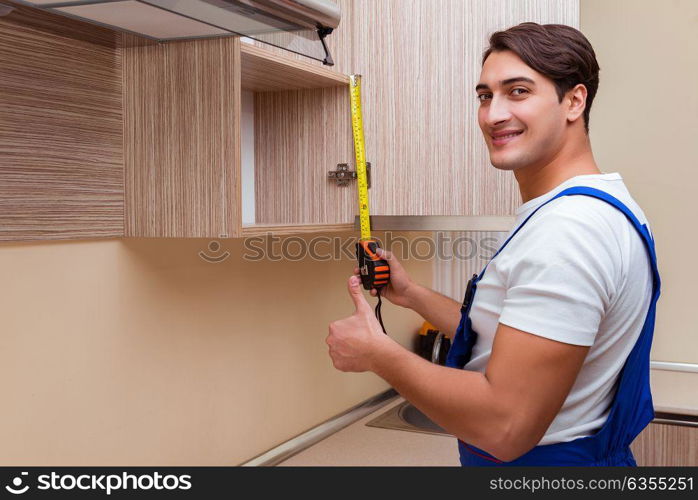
[349,74,389,333]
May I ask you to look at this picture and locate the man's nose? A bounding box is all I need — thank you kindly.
[485,95,512,127]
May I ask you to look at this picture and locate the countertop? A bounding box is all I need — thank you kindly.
[278,397,460,466]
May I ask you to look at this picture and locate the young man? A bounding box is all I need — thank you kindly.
[326,23,660,466]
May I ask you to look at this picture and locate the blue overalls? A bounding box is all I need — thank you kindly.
[445,186,661,466]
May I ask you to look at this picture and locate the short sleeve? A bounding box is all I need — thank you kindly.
[496,198,620,346]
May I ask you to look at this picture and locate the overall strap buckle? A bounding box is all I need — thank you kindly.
[461,274,478,312]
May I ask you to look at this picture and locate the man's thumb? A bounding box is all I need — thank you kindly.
[347,275,371,313]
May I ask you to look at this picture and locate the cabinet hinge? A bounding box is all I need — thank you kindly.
[328,162,371,188]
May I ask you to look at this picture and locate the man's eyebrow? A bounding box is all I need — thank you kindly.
[475,76,536,92]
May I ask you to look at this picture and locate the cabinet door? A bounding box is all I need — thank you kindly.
[123,36,241,238]
[0,6,123,241]
[319,0,579,216]
[631,422,698,466]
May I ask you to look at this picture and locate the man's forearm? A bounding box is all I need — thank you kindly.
[405,283,462,338]
[369,336,510,459]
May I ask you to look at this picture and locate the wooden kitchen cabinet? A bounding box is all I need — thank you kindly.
[245,43,356,236]
[631,419,698,466]
[1,3,356,241]
[1,0,582,242]
[123,38,355,238]
[124,0,580,239]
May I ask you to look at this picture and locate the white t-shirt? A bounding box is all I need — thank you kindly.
[464,172,654,445]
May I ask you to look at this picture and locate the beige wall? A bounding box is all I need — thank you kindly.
[0,233,431,465]
[581,1,698,410]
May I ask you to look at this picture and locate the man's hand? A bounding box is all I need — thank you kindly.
[353,247,416,308]
[327,275,395,372]
[353,247,462,338]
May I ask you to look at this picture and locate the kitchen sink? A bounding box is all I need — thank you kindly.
[366,400,451,436]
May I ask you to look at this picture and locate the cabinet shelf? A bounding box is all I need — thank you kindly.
[240,42,348,92]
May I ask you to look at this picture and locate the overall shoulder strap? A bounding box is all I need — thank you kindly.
[553,186,661,294]
[478,187,574,277]
[480,186,661,295]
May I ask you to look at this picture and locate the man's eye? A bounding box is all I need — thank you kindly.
[512,88,529,96]
[477,94,491,102]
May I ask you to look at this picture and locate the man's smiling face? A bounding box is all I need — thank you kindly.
[476,50,569,172]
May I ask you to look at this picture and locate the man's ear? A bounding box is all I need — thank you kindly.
[566,83,587,124]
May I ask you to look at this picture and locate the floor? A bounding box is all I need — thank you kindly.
[278,398,460,466]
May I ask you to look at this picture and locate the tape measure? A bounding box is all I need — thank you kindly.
[349,74,390,292]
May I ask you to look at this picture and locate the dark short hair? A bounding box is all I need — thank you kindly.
[483,22,600,134]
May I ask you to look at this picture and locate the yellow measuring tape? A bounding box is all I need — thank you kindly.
[349,74,371,241]
[348,74,390,329]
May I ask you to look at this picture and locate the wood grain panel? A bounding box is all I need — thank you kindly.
[241,43,348,92]
[123,36,241,238]
[241,223,354,237]
[0,5,123,241]
[254,87,354,225]
[252,0,578,218]
[631,422,698,466]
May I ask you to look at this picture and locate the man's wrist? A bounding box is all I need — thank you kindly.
[401,281,424,310]
[368,333,405,374]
